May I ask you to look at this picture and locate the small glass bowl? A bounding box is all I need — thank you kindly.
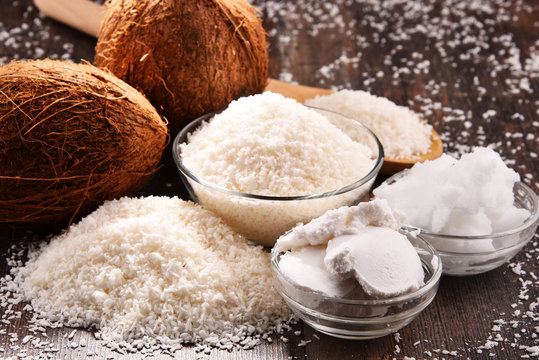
[172,108,384,246]
[404,182,539,276]
[271,232,442,340]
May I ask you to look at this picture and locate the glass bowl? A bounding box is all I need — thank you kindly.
[403,182,539,276]
[172,108,384,246]
[270,232,442,339]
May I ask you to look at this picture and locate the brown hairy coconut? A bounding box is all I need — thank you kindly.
[0,59,168,228]
[94,0,268,136]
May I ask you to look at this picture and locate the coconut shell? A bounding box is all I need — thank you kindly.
[94,0,268,136]
[0,59,168,228]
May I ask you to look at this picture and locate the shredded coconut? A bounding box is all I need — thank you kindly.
[180,92,379,245]
[306,90,433,159]
[9,196,291,352]
[181,92,374,196]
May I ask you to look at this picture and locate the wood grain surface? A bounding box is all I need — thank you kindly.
[1,0,538,359]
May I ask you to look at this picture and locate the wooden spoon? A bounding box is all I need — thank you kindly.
[33,0,443,175]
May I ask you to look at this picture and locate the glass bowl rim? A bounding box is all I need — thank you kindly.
[270,232,442,307]
[393,181,539,240]
[172,107,385,202]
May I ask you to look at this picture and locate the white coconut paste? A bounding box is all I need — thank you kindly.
[373,147,530,236]
[276,199,424,299]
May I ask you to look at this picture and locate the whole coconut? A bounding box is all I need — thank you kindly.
[0,59,168,228]
[94,0,268,136]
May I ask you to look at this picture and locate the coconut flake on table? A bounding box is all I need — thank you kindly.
[373,147,531,236]
[276,199,424,299]
[305,90,433,159]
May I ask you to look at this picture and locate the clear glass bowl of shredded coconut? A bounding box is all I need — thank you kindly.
[271,229,442,340]
[172,93,384,246]
[374,148,539,276]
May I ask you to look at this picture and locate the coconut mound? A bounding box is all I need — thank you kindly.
[13,196,291,351]
[0,59,168,228]
[94,0,268,136]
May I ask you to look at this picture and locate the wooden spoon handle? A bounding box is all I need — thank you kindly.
[265,79,333,103]
[33,0,103,37]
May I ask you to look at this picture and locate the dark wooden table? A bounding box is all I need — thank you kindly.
[1,0,538,359]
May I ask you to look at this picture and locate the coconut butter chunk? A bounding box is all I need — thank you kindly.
[324,229,424,298]
[276,199,424,299]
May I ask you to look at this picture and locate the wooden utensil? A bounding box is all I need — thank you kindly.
[33,0,443,174]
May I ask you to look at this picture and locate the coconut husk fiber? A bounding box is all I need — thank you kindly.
[94,0,268,137]
[0,59,168,228]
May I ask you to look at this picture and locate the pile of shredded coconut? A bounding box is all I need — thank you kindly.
[306,90,433,159]
[181,91,375,196]
[10,196,291,352]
